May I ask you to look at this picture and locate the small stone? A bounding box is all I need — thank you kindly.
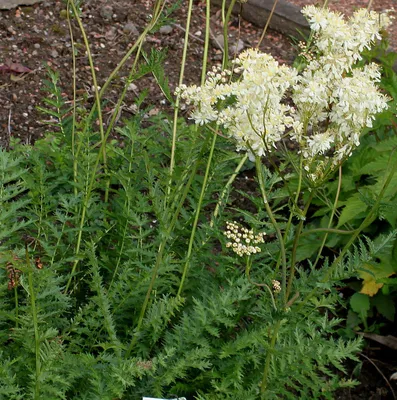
[7,26,16,35]
[159,25,173,35]
[127,83,138,92]
[100,5,113,20]
[50,49,59,58]
[32,50,38,56]
[34,43,40,49]
[123,22,139,36]
[230,39,245,55]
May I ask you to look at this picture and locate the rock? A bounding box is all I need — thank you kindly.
[213,34,225,50]
[212,35,244,55]
[159,25,173,35]
[230,39,245,54]
[0,0,43,9]
[50,49,59,58]
[100,5,113,20]
[123,22,139,36]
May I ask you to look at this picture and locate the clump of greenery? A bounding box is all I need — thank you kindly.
[0,1,396,399]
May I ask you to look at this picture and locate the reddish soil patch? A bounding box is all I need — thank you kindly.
[0,0,295,148]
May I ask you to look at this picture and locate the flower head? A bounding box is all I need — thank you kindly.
[224,221,266,257]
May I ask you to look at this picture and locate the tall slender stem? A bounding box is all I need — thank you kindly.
[257,0,280,48]
[177,131,218,296]
[286,191,314,302]
[312,166,342,269]
[169,0,194,182]
[255,157,287,305]
[222,0,238,68]
[26,249,40,400]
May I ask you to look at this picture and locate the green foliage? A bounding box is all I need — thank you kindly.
[0,71,362,399]
[4,3,395,398]
[298,46,397,334]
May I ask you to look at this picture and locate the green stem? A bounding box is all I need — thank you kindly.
[169,0,194,190]
[261,319,282,396]
[300,227,356,237]
[255,157,287,305]
[285,191,314,302]
[66,1,78,199]
[26,250,40,400]
[274,154,303,276]
[14,286,18,329]
[210,153,248,227]
[312,166,342,269]
[245,257,278,311]
[68,0,107,197]
[65,6,162,293]
[222,0,238,68]
[201,0,211,83]
[257,0,280,48]
[177,131,218,296]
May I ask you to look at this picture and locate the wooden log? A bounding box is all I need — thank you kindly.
[211,0,310,38]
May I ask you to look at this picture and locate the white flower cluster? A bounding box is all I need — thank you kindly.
[292,7,392,179]
[176,7,392,181]
[177,51,297,159]
[272,280,281,293]
[224,221,266,257]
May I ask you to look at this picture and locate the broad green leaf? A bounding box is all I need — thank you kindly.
[350,293,370,321]
[337,193,367,227]
[372,293,395,322]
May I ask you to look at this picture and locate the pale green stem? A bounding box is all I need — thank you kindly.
[285,191,314,302]
[14,286,18,329]
[66,1,77,198]
[210,153,248,227]
[177,131,218,296]
[300,227,356,237]
[169,0,194,185]
[312,166,342,269]
[201,0,211,83]
[257,0,280,48]
[65,4,161,293]
[26,250,40,400]
[255,156,287,305]
[245,257,277,311]
[274,154,303,276]
[108,139,135,292]
[68,1,107,198]
[222,0,238,68]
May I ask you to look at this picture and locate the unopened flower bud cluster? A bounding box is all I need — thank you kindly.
[176,7,393,181]
[272,280,281,293]
[224,221,266,257]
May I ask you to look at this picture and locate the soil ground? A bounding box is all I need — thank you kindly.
[1,0,397,398]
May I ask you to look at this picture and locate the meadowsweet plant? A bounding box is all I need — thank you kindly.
[1,2,397,400]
